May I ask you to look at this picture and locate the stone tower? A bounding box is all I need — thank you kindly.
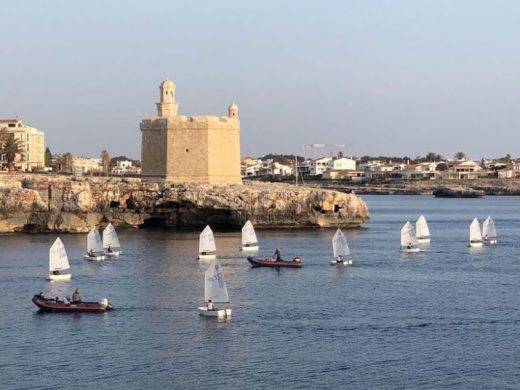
[140,79,242,184]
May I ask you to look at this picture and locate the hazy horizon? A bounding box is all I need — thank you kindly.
[1,1,519,161]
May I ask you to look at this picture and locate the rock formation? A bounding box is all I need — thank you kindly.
[0,175,370,233]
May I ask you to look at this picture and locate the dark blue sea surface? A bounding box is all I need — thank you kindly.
[1,195,520,389]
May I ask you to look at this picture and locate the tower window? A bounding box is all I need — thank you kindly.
[185,148,189,153]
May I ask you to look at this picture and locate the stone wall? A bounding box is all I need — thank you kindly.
[0,174,369,233]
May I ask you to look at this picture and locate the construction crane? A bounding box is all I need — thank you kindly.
[301,144,346,159]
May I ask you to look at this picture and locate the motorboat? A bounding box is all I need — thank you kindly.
[247,256,302,268]
[32,294,114,312]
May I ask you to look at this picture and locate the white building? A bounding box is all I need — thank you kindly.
[327,157,356,171]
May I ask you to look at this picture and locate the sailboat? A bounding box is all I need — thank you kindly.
[482,216,497,245]
[469,217,483,247]
[198,225,216,260]
[331,228,352,265]
[241,220,259,251]
[83,228,106,261]
[415,215,431,243]
[103,223,122,257]
[48,237,72,280]
[400,221,421,253]
[198,258,232,319]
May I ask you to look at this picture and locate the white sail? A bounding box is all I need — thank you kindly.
[469,218,482,241]
[199,225,216,253]
[416,215,430,238]
[401,221,418,247]
[332,228,350,257]
[482,216,497,239]
[241,220,258,245]
[204,258,229,303]
[103,223,121,249]
[49,237,70,272]
[87,228,104,253]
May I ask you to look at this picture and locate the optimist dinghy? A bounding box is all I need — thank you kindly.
[198,225,217,260]
[198,258,232,319]
[48,237,72,280]
[415,215,431,243]
[241,220,259,251]
[469,218,483,247]
[482,216,497,245]
[400,222,421,253]
[103,223,122,257]
[331,228,352,265]
[83,228,105,261]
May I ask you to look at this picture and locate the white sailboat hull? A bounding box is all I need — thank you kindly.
[104,250,121,258]
[83,254,105,261]
[198,307,232,319]
[469,241,483,247]
[417,237,431,243]
[401,247,421,253]
[47,273,72,281]
[483,239,497,245]
[331,258,352,266]
[241,245,259,252]
[198,254,216,260]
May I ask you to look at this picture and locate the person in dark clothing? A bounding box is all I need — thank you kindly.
[72,288,82,303]
[273,248,282,261]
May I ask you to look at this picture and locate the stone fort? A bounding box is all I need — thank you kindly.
[140,79,242,184]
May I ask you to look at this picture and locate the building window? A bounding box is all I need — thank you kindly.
[185,148,189,153]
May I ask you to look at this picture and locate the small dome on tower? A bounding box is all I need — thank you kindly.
[160,78,175,88]
[228,102,239,118]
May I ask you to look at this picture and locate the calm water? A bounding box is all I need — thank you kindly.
[1,195,520,389]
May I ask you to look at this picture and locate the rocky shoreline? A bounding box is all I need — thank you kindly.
[0,174,370,233]
[301,179,520,196]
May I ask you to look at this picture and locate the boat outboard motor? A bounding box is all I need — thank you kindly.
[98,298,109,307]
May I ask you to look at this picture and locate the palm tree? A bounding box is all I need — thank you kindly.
[1,133,25,171]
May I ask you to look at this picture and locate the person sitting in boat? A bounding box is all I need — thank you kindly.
[87,249,94,257]
[337,255,343,263]
[273,248,282,261]
[72,288,82,304]
[107,246,113,253]
[407,243,412,249]
[52,270,61,275]
[206,299,214,311]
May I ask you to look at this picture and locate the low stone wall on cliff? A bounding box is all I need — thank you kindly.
[0,174,370,233]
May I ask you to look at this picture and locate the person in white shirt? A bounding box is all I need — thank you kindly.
[206,299,214,311]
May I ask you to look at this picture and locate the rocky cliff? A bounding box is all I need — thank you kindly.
[0,174,369,233]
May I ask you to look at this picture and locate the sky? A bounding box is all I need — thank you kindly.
[1,0,519,160]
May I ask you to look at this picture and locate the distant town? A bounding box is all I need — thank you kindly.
[1,117,518,182]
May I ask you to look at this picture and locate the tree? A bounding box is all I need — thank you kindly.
[454,152,466,161]
[54,152,74,173]
[425,152,442,162]
[0,131,25,171]
[44,147,52,167]
[101,150,111,175]
[436,162,448,171]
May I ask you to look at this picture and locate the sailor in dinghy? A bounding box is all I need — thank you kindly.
[198,225,217,260]
[241,220,259,251]
[103,223,122,257]
[400,222,421,253]
[468,217,483,247]
[198,258,232,319]
[415,215,431,243]
[482,216,497,245]
[83,228,106,261]
[48,237,72,280]
[331,228,352,265]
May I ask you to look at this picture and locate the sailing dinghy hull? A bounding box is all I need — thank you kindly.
[241,245,259,252]
[331,259,352,266]
[198,307,231,319]
[483,239,497,245]
[47,273,72,281]
[32,295,114,313]
[83,254,105,261]
[417,237,431,243]
[400,248,421,253]
[247,256,302,268]
[469,241,483,248]
[198,254,216,260]
[104,250,121,258]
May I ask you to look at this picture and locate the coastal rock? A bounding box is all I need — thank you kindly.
[0,174,369,233]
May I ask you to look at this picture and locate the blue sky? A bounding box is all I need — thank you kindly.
[1,0,519,160]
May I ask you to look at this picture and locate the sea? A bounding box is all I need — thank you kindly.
[1,195,520,389]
